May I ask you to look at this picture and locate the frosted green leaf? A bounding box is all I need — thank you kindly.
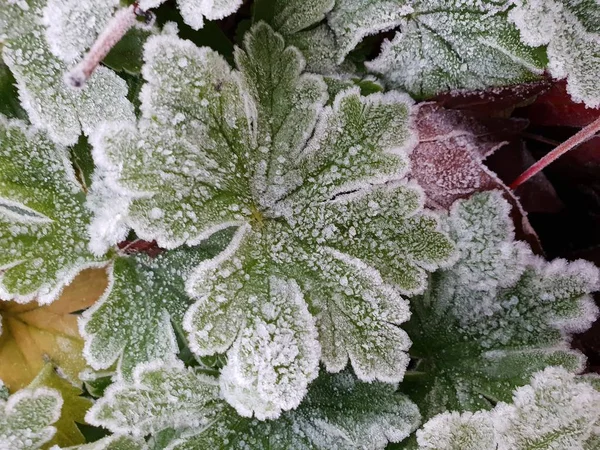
[80,232,230,379]
[416,367,600,449]
[137,0,242,30]
[50,435,147,450]
[509,0,600,108]
[43,0,120,63]
[0,117,103,303]
[403,191,599,420]
[0,0,134,145]
[417,411,496,450]
[87,362,421,450]
[0,386,63,450]
[271,0,334,35]
[365,0,547,98]
[0,381,8,401]
[92,23,455,417]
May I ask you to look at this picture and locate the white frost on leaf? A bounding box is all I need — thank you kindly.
[136,0,242,30]
[91,23,455,416]
[404,191,600,420]
[509,0,600,108]
[0,116,104,304]
[50,435,147,450]
[87,364,421,450]
[0,0,134,145]
[0,387,63,450]
[364,0,546,98]
[417,367,600,449]
[43,0,120,63]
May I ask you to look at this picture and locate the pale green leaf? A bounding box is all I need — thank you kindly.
[0,117,103,303]
[79,232,230,379]
[28,364,92,448]
[403,192,599,420]
[365,0,547,98]
[416,367,600,450]
[87,362,421,450]
[0,0,134,145]
[51,435,147,450]
[0,385,62,450]
[91,23,455,417]
[509,0,600,107]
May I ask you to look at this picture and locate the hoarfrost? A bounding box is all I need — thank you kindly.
[90,23,455,417]
[0,387,63,450]
[50,435,146,450]
[88,364,421,450]
[0,116,104,304]
[0,0,134,145]
[417,367,600,449]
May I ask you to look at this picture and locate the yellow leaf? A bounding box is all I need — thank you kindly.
[0,268,108,391]
[29,363,93,448]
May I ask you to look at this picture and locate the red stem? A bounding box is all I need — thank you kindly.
[510,115,600,189]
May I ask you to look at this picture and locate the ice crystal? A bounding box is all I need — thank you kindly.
[138,0,242,30]
[403,191,599,420]
[0,386,63,450]
[80,232,230,379]
[365,0,547,98]
[91,23,455,417]
[0,0,134,145]
[509,0,600,108]
[0,117,103,303]
[50,435,146,450]
[87,362,421,450]
[416,367,600,449]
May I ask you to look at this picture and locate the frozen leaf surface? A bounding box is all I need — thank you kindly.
[28,364,92,448]
[365,0,546,98]
[0,117,104,303]
[88,362,421,450]
[510,0,600,108]
[403,192,599,420]
[136,0,242,30]
[51,435,146,450]
[92,23,455,417]
[0,386,62,450]
[0,0,134,145]
[416,367,600,449]
[80,232,230,379]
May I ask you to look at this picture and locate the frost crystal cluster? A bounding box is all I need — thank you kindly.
[0,0,599,449]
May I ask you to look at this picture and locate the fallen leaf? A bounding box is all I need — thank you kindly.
[28,364,92,448]
[0,268,108,391]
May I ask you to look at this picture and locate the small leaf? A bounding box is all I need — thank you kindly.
[0,268,108,391]
[0,385,63,450]
[0,0,134,145]
[87,362,421,450]
[404,192,599,420]
[0,117,105,303]
[28,364,92,448]
[79,232,230,379]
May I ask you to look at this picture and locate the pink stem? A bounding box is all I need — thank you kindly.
[510,115,600,189]
[65,5,138,88]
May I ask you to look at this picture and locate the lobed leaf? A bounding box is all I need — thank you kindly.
[0,117,105,303]
[0,385,63,450]
[92,23,455,417]
[87,362,421,450]
[403,191,599,420]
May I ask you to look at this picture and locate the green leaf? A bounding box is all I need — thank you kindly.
[103,28,153,75]
[138,0,242,30]
[0,384,63,450]
[416,367,600,449]
[0,117,104,303]
[50,435,147,450]
[87,362,421,450]
[28,364,92,448]
[403,191,599,421]
[0,58,27,121]
[509,0,600,107]
[79,231,231,379]
[364,0,547,98]
[91,23,455,417]
[0,0,134,145]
